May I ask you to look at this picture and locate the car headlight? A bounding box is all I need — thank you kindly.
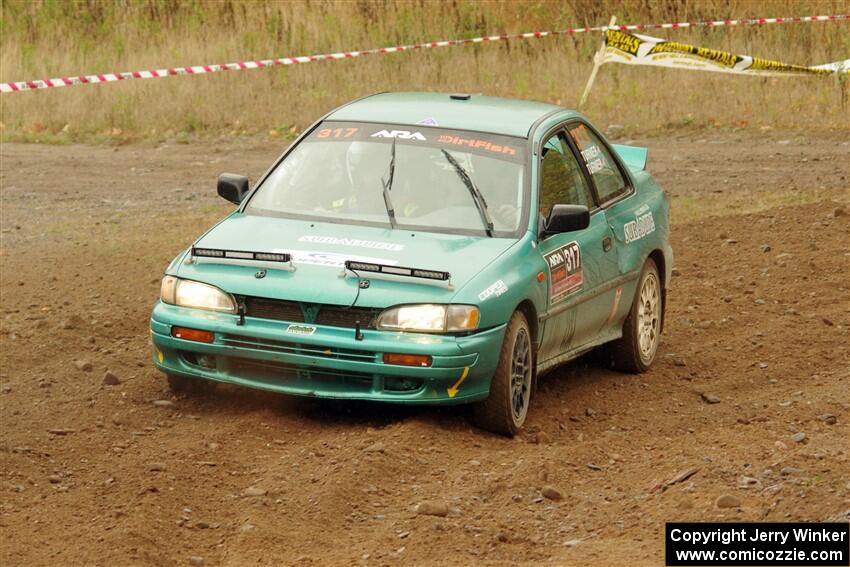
[160,276,236,313]
[376,304,480,333]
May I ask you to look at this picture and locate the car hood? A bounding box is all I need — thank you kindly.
[174,212,518,308]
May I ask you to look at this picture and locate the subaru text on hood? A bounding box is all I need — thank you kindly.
[150,92,673,435]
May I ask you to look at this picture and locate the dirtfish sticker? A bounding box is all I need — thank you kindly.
[624,210,656,243]
[416,117,439,126]
[478,280,508,302]
[437,134,517,156]
[544,241,583,303]
[370,130,426,141]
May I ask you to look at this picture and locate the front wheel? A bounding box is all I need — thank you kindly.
[473,311,533,436]
[604,258,662,373]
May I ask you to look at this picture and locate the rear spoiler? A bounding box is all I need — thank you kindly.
[611,144,648,173]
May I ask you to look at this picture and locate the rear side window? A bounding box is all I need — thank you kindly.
[568,123,628,203]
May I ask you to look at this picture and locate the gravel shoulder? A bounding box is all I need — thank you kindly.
[1,131,848,567]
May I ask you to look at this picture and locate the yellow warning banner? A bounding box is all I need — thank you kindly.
[602,29,849,76]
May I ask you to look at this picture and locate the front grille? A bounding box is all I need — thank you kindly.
[241,296,379,329]
[316,306,379,328]
[221,334,377,363]
[243,297,304,323]
[230,357,374,385]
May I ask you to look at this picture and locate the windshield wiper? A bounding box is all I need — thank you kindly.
[381,138,398,229]
[440,149,494,237]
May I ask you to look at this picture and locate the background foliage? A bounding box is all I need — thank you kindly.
[1,0,848,142]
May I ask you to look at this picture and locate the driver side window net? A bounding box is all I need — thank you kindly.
[568,124,627,203]
[538,132,593,218]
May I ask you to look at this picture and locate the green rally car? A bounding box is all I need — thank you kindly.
[150,92,672,435]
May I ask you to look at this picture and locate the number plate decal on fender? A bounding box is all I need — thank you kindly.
[544,241,583,304]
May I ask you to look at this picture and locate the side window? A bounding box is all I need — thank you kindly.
[538,131,593,218]
[568,123,627,203]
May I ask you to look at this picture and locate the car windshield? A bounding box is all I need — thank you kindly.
[245,121,527,236]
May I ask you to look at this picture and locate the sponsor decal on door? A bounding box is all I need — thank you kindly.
[624,210,656,243]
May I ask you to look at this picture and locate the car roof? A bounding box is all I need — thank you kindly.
[326,92,573,138]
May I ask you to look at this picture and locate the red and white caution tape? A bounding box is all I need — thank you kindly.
[2,13,847,94]
[610,13,848,31]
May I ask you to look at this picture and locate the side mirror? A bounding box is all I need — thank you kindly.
[217,173,249,205]
[542,204,590,237]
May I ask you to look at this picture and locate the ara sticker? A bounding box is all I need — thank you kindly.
[416,117,439,126]
[624,211,656,243]
[544,241,583,303]
[478,280,508,302]
[370,129,426,141]
[286,324,316,336]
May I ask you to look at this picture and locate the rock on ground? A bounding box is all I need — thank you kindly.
[716,494,741,509]
[416,501,449,517]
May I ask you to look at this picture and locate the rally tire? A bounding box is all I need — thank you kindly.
[473,311,533,436]
[605,258,662,373]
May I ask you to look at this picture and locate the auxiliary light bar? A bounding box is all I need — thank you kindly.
[344,260,451,281]
[191,247,291,263]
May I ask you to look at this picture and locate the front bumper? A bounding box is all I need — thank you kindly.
[149,301,505,404]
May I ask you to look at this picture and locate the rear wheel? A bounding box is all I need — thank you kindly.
[473,311,533,436]
[605,258,662,373]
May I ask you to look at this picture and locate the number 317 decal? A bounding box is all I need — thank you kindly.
[316,127,359,139]
[544,241,583,303]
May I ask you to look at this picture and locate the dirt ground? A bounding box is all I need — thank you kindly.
[1,130,848,567]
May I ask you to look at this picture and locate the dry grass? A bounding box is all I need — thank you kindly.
[671,187,849,223]
[1,0,848,142]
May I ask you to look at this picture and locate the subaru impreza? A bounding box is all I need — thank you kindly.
[150,92,672,434]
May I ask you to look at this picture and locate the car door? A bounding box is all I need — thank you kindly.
[536,129,620,364]
[565,121,638,338]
